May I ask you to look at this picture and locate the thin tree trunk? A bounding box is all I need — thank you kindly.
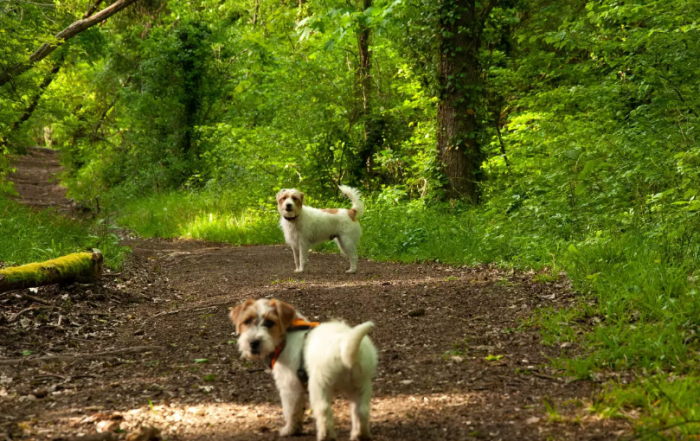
[0,54,65,149]
[82,0,106,19]
[0,0,142,87]
[436,0,496,201]
[94,74,133,137]
[355,0,381,183]
[253,0,260,25]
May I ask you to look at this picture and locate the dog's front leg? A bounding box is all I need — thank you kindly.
[309,381,336,441]
[279,388,306,436]
[296,241,309,273]
[291,244,300,272]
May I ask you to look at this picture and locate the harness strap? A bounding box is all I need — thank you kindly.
[266,319,320,376]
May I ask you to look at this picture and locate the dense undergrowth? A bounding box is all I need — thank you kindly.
[0,198,129,270]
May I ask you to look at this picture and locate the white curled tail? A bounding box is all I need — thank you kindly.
[340,321,374,368]
[338,185,365,218]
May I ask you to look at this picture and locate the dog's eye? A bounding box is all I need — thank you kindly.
[291,196,297,201]
[263,319,275,328]
[244,317,254,326]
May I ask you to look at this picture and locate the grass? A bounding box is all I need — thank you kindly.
[0,197,129,269]
[109,188,700,437]
[116,191,281,245]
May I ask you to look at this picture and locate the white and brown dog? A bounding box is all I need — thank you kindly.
[230,298,377,441]
[276,185,364,273]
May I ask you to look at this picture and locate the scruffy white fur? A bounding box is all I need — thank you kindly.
[276,186,364,273]
[230,298,378,441]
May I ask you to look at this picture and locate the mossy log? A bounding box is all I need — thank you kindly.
[0,249,103,293]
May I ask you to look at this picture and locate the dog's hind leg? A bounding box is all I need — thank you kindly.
[279,388,306,436]
[309,381,336,441]
[349,383,372,441]
[334,237,347,256]
[340,238,358,274]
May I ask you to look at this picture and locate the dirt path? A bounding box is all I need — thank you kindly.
[7,147,73,212]
[1,149,629,440]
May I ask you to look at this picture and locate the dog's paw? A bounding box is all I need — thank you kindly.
[294,269,305,273]
[345,269,357,274]
[279,425,302,437]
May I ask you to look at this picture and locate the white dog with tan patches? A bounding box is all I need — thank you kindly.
[230,298,377,441]
[276,185,364,273]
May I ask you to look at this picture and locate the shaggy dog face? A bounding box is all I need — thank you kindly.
[276,189,305,220]
[229,298,296,360]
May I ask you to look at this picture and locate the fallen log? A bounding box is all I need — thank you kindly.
[0,249,103,294]
[0,346,163,365]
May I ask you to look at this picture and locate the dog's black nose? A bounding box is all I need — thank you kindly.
[285,205,293,211]
[250,339,261,354]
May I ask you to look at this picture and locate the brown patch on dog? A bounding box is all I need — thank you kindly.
[260,299,297,343]
[321,208,339,214]
[348,208,358,222]
[274,299,296,330]
[229,299,256,334]
[293,194,303,209]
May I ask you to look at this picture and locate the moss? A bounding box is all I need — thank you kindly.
[0,252,96,284]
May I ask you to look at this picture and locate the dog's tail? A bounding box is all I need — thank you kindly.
[340,321,374,368]
[339,185,365,218]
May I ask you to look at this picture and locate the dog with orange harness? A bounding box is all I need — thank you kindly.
[230,298,377,441]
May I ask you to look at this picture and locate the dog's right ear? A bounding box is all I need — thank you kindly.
[229,299,255,333]
[273,299,296,331]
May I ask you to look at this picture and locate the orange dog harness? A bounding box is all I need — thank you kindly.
[267,319,320,372]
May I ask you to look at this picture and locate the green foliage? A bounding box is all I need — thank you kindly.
[0,198,129,269]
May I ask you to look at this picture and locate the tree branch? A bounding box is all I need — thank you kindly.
[0,0,142,87]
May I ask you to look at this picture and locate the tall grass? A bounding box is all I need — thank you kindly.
[0,198,129,269]
[116,191,281,244]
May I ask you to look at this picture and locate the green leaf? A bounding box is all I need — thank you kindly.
[194,358,209,364]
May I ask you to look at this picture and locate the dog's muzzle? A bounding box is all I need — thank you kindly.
[285,204,293,212]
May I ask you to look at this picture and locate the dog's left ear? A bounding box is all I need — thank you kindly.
[275,189,286,203]
[298,192,305,204]
[273,299,296,330]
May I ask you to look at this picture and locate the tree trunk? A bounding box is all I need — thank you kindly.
[436,0,494,202]
[355,0,382,184]
[0,0,142,87]
[0,249,103,294]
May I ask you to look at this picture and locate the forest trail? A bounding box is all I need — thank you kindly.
[1,150,629,440]
[7,147,72,213]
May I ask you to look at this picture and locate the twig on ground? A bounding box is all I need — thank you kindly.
[0,346,164,365]
[531,372,560,382]
[141,305,219,325]
[9,306,47,323]
[21,293,52,305]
